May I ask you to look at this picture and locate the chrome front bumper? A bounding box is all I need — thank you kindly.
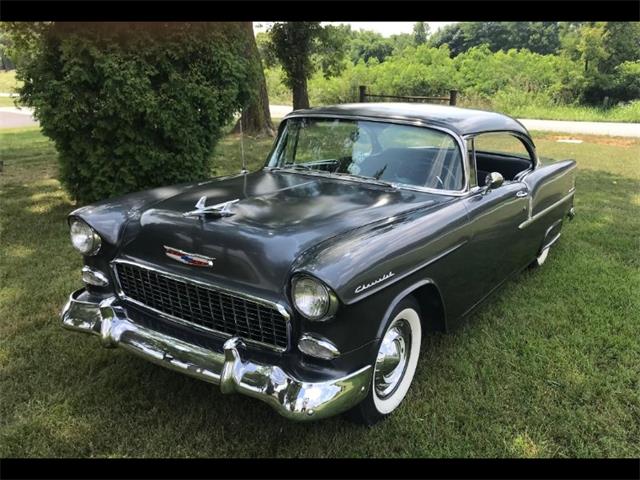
[61,289,372,421]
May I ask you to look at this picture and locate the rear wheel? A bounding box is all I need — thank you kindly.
[347,297,422,426]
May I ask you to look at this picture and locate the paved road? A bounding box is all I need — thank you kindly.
[517,118,640,138]
[270,105,640,137]
[0,107,39,129]
[2,104,638,137]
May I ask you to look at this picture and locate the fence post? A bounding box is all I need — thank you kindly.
[359,85,367,103]
[449,89,458,106]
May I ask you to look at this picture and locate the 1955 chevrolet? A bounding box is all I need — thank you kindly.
[61,103,576,424]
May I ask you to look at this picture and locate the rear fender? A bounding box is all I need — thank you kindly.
[523,159,576,219]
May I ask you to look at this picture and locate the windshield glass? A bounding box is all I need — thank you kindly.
[267,118,465,191]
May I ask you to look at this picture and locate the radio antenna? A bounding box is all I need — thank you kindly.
[239,110,247,174]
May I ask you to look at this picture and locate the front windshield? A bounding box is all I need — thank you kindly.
[267,117,465,191]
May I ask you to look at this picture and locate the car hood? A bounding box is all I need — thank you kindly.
[116,170,449,300]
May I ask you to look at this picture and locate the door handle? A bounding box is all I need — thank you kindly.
[516,190,528,198]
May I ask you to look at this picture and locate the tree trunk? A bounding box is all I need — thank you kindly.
[232,22,275,137]
[292,76,309,110]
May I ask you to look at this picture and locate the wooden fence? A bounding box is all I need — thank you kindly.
[358,85,458,106]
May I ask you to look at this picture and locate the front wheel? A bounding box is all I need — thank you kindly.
[347,297,422,426]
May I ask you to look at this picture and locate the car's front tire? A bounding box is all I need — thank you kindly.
[347,297,422,426]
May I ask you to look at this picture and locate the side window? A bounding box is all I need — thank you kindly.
[473,132,534,185]
[474,133,532,160]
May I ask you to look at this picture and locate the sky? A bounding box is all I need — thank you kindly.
[253,22,456,37]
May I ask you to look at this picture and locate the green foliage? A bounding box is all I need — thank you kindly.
[413,22,429,46]
[266,22,347,108]
[296,36,638,120]
[7,22,253,204]
[0,24,16,70]
[264,65,291,104]
[0,69,21,92]
[348,30,394,64]
[430,22,561,56]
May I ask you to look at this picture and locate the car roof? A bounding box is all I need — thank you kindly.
[283,103,530,137]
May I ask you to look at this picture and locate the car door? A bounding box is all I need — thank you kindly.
[459,133,534,310]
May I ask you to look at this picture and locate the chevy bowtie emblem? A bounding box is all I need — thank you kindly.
[164,246,215,267]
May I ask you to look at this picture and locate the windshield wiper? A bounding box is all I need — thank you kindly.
[331,172,397,189]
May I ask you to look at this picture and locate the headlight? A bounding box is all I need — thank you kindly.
[291,275,337,321]
[69,219,101,256]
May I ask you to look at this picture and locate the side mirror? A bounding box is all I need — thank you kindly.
[484,172,504,192]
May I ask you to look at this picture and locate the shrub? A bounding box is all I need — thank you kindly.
[12,23,252,204]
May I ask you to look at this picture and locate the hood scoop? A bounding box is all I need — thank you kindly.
[182,196,239,218]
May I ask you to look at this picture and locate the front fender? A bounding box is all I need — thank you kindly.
[291,198,469,306]
[69,181,203,248]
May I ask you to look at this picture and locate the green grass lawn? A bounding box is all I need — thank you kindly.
[0,96,20,108]
[0,70,21,93]
[1,126,639,457]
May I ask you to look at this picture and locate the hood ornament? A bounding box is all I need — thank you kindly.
[183,196,239,218]
[164,246,215,267]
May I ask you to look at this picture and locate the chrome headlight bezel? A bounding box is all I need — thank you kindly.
[69,218,102,256]
[291,274,338,321]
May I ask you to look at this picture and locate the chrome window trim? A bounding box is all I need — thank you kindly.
[463,130,540,169]
[268,114,471,197]
[110,259,291,353]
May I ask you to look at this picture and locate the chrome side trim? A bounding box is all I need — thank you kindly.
[61,289,372,421]
[519,191,575,230]
[110,259,291,353]
[545,232,562,250]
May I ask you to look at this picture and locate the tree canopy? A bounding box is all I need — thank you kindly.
[264,22,347,109]
[7,22,255,204]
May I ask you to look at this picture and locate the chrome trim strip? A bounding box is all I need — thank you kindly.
[519,191,575,230]
[271,113,471,197]
[110,259,291,353]
[545,231,562,250]
[61,289,371,421]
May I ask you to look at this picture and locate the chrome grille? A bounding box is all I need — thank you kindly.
[114,262,289,350]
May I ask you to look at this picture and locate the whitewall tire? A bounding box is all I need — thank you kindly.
[347,296,422,425]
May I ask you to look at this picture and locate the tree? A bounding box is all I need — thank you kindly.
[429,23,467,56]
[0,25,16,70]
[413,22,429,46]
[7,22,254,204]
[267,22,346,109]
[348,30,394,64]
[232,22,275,137]
[601,22,640,74]
[430,22,561,56]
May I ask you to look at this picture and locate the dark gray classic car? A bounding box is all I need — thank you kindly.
[61,103,576,424]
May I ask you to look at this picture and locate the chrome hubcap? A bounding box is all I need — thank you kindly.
[374,319,411,399]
